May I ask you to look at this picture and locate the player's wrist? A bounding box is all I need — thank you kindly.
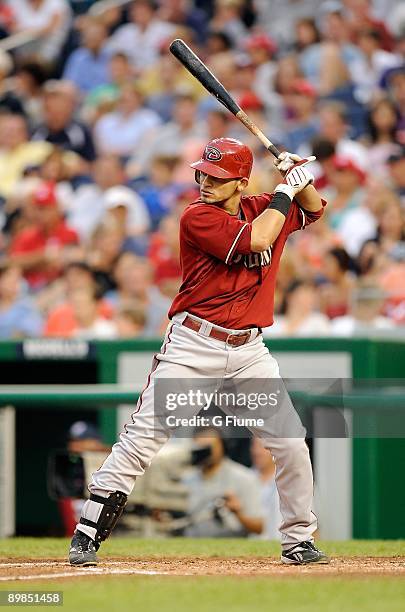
[274,183,295,201]
[269,185,294,217]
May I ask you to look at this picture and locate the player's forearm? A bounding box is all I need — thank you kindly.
[250,209,286,252]
[294,184,323,212]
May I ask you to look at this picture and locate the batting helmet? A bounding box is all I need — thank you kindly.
[191,138,253,181]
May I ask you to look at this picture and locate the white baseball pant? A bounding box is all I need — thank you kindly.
[77,311,317,547]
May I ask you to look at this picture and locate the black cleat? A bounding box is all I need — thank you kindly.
[69,530,99,566]
[281,541,330,565]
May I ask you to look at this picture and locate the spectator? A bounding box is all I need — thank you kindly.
[206,29,234,55]
[106,0,175,70]
[105,251,170,336]
[295,18,321,87]
[244,33,277,110]
[67,154,149,242]
[67,420,108,454]
[302,13,353,97]
[8,181,78,289]
[128,93,204,176]
[320,247,357,319]
[331,280,394,335]
[104,186,150,253]
[283,79,319,152]
[70,288,116,339]
[0,113,51,198]
[263,280,331,337]
[31,80,96,162]
[0,263,42,338]
[82,52,135,124]
[366,98,401,177]
[354,29,401,103]
[11,61,48,124]
[324,156,366,235]
[337,178,390,258]
[114,302,147,338]
[63,18,111,94]
[148,213,181,297]
[374,196,405,258]
[184,427,264,537]
[250,437,282,540]
[387,147,405,204]
[86,217,124,294]
[94,82,161,157]
[43,261,113,336]
[210,0,248,47]
[311,138,336,189]
[343,0,394,51]
[253,0,323,48]
[135,155,183,230]
[293,214,342,277]
[320,6,364,82]
[304,102,367,169]
[0,51,26,117]
[12,0,72,65]
[384,67,405,137]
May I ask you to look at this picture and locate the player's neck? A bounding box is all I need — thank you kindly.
[220,193,242,216]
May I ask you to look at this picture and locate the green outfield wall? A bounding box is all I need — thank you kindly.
[0,337,404,539]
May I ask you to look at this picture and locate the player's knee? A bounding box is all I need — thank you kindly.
[267,437,309,461]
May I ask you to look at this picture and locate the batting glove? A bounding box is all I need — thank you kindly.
[274,151,316,175]
[274,159,315,200]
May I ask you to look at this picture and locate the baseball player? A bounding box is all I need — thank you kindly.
[69,138,329,566]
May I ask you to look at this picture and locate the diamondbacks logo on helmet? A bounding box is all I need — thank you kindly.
[204,146,222,161]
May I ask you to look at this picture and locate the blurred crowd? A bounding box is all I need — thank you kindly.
[0,0,404,339]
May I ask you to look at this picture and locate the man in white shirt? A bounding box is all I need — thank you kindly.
[331,281,395,336]
[67,155,150,241]
[105,0,175,70]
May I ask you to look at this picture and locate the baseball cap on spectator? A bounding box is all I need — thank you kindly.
[333,156,366,183]
[104,186,139,211]
[245,34,277,57]
[291,79,317,97]
[68,421,101,442]
[238,91,264,112]
[33,182,58,207]
[380,65,405,90]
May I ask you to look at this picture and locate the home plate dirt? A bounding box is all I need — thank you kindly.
[0,557,404,580]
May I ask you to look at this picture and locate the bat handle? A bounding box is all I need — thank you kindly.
[236,110,281,159]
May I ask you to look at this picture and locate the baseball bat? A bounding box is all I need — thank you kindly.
[169,38,281,159]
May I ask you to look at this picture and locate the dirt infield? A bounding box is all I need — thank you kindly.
[1,556,404,581]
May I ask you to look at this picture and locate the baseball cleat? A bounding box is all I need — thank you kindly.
[69,530,99,566]
[281,541,330,565]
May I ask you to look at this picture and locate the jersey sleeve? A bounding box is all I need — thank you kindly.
[286,198,327,234]
[183,205,252,264]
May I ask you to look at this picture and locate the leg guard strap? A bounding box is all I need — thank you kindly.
[80,491,128,545]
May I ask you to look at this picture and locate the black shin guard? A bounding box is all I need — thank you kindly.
[80,491,128,546]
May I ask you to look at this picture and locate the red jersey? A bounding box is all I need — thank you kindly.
[9,221,78,288]
[169,193,326,328]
